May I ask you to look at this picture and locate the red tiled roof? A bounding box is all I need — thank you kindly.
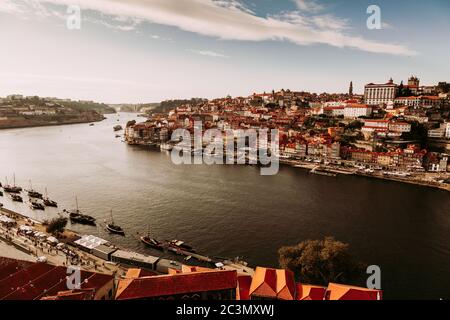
[296,284,326,300]
[0,262,55,299]
[0,259,33,282]
[237,274,252,300]
[326,283,382,300]
[249,267,295,300]
[116,270,237,300]
[3,266,69,300]
[82,273,114,291]
[0,257,113,300]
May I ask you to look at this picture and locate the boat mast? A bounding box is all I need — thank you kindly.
[75,196,79,212]
[110,209,114,224]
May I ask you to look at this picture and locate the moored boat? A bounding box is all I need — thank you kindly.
[69,211,96,225]
[44,198,58,207]
[167,239,196,253]
[43,188,57,207]
[65,197,96,225]
[105,210,125,235]
[3,186,22,193]
[11,194,23,202]
[106,223,125,235]
[27,180,43,199]
[28,190,43,199]
[140,226,164,250]
[30,201,45,211]
[3,175,22,194]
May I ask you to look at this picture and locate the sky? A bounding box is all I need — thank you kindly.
[0,0,449,103]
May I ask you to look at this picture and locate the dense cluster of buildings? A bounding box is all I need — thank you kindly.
[0,256,381,300]
[125,76,450,175]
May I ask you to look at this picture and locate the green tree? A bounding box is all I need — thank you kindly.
[46,217,68,235]
[346,120,363,130]
[278,237,364,286]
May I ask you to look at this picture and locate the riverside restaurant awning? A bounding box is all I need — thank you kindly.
[19,225,34,232]
[46,236,59,244]
[0,215,15,225]
[74,235,108,251]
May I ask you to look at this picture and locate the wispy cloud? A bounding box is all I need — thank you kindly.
[381,22,394,30]
[8,0,417,56]
[292,0,324,13]
[189,49,229,58]
[0,0,25,15]
[85,16,140,32]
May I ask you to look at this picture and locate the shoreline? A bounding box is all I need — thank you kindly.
[279,159,450,192]
[0,205,254,276]
[0,117,107,130]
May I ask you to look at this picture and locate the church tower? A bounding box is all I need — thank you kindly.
[349,81,353,97]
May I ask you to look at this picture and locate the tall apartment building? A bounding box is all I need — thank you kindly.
[364,78,398,105]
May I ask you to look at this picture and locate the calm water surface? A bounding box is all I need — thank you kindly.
[0,113,449,299]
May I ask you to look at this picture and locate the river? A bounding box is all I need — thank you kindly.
[0,113,449,299]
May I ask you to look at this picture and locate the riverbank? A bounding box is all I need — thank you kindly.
[0,204,254,276]
[280,159,450,192]
[0,114,106,130]
[0,207,127,275]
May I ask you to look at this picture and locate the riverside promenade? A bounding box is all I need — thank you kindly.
[0,206,254,276]
[280,158,450,192]
[0,206,127,276]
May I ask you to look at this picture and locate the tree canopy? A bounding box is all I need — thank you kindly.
[278,237,364,286]
[45,217,68,235]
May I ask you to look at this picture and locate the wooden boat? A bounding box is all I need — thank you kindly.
[140,226,164,250]
[30,201,45,211]
[66,197,96,225]
[11,194,23,202]
[166,239,196,253]
[3,175,22,194]
[69,211,96,225]
[43,188,57,207]
[105,210,125,235]
[27,181,43,199]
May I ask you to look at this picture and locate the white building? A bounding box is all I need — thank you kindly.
[364,79,398,105]
[362,120,390,134]
[323,106,345,117]
[394,96,442,108]
[388,122,411,133]
[344,104,372,118]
